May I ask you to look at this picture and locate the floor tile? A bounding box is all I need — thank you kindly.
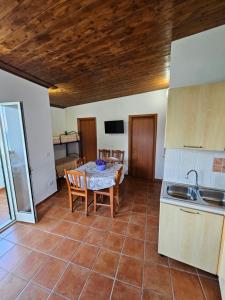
[171,269,205,300]
[50,238,80,261]
[145,242,168,266]
[51,220,74,236]
[32,256,67,289]
[67,223,89,241]
[93,249,119,277]
[79,272,113,300]
[78,214,97,226]
[143,289,172,299]
[19,229,49,248]
[92,216,112,231]
[72,243,99,269]
[111,281,141,300]
[0,273,27,300]
[35,233,63,253]
[85,228,107,246]
[117,255,143,287]
[197,268,218,279]
[127,223,145,240]
[110,220,128,235]
[48,292,66,300]
[123,237,144,259]
[13,250,48,280]
[143,263,172,297]
[130,213,146,226]
[169,258,196,273]
[54,263,89,299]
[4,225,32,243]
[103,232,125,253]
[199,276,222,300]
[63,211,82,223]
[0,244,31,271]
[17,282,50,300]
[0,267,8,280]
[0,239,14,257]
[34,216,58,231]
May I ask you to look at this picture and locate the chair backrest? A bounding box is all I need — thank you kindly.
[64,169,87,193]
[112,150,125,163]
[114,166,123,189]
[99,149,110,159]
[76,156,86,168]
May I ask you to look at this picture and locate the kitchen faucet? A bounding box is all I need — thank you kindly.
[186,169,199,189]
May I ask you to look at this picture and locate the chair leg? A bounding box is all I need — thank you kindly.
[109,187,114,218]
[68,193,73,212]
[85,194,88,216]
[94,192,97,213]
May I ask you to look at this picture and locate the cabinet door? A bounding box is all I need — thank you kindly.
[158,203,223,274]
[218,221,225,299]
[202,82,225,151]
[165,86,206,149]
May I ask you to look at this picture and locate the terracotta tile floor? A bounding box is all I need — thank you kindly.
[0,177,222,299]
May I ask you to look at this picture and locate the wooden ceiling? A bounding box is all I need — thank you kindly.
[0,0,225,107]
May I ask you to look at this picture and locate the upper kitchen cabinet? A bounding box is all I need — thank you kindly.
[165,82,225,151]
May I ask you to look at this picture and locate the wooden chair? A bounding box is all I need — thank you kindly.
[93,166,123,218]
[99,149,110,160]
[76,156,86,168]
[64,169,92,216]
[112,150,124,164]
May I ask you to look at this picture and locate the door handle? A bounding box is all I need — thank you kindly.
[180,208,200,215]
[184,145,203,149]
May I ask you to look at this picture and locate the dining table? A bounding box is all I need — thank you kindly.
[75,161,125,191]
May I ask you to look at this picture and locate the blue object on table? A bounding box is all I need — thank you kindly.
[96,164,106,171]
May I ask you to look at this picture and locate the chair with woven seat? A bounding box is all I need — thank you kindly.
[98,149,110,160]
[111,150,124,164]
[93,166,123,217]
[64,169,91,216]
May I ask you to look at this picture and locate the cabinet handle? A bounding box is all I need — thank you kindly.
[184,145,203,149]
[180,208,200,215]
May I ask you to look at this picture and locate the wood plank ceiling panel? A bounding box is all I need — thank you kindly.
[0,0,224,107]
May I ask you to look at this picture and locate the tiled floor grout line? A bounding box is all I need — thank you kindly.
[76,241,102,299]
[168,256,176,300]
[109,196,134,300]
[197,270,207,300]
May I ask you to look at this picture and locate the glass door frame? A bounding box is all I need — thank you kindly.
[0,102,36,223]
[0,124,16,231]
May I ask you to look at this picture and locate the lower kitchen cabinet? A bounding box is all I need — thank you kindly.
[219,222,225,300]
[158,203,224,274]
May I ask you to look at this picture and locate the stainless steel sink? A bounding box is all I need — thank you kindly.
[199,189,225,206]
[167,184,197,201]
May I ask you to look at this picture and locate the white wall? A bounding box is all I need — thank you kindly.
[170,24,225,88]
[51,107,66,136]
[164,149,225,190]
[65,90,168,179]
[0,69,57,204]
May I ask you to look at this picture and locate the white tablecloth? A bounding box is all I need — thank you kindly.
[75,161,125,190]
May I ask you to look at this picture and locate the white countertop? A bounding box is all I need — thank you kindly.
[160,181,225,216]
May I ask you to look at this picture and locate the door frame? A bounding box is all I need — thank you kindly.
[128,114,157,180]
[77,117,97,158]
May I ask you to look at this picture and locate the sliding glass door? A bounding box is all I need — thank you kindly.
[0,102,36,224]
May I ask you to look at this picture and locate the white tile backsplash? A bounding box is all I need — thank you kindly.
[163,149,225,189]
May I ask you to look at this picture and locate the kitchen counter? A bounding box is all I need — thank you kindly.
[161,181,225,216]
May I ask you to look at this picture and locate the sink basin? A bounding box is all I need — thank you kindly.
[199,189,225,206]
[167,184,197,201]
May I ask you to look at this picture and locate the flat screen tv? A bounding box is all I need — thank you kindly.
[104,120,124,134]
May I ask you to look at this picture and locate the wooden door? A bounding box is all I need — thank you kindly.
[78,118,97,162]
[129,114,157,180]
[158,203,223,274]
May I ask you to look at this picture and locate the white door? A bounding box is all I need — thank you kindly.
[0,102,36,223]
